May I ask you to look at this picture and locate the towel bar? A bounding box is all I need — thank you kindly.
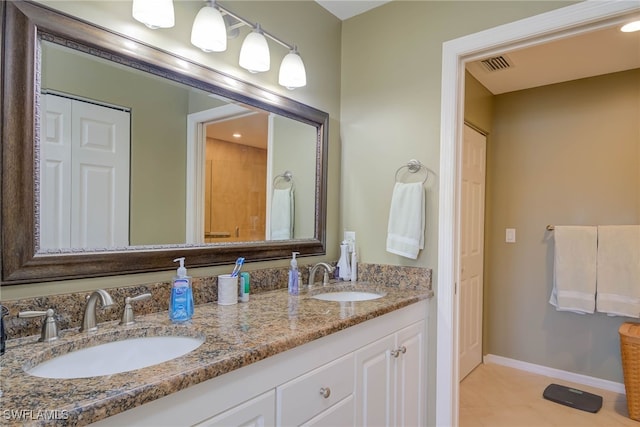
[394,159,430,184]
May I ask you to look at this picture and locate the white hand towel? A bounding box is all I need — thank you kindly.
[596,225,640,318]
[271,188,293,240]
[549,226,597,314]
[386,182,425,259]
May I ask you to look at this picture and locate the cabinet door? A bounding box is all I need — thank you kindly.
[194,390,275,427]
[395,321,425,427]
[355,333,395,426]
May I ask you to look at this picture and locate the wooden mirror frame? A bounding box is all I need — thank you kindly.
[1,1,328,285]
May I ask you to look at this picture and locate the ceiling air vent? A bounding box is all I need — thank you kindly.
[480,55,512,72]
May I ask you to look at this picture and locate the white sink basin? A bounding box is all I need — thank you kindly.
[312,291,383,302]
[26,335,204,379]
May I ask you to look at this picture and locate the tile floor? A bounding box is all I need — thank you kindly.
[459,362,639,426]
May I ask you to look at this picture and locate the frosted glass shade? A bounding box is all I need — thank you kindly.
[279,49,306,89]
[132,0,174,29]
[239,28,270,73]
[191,6,227,52]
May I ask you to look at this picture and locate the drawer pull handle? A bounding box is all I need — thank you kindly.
[391,346,407,358]
[319,387,331,399]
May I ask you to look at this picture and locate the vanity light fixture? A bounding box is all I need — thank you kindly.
[134,0,307,89]
[239,24,270,73]
[279,46,307,89]
[191,3,227,52]
[132,0,174,29]
[621,20,640,32]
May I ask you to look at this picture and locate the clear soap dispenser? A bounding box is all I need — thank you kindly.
[170,257,194,323]
[288,252,300,295]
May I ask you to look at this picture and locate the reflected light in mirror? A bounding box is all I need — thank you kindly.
[621,20,640,32]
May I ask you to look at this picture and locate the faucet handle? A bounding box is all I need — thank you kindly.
[120,293,152,326]
[18,308,59,342]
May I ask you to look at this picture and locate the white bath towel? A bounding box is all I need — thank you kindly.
[386,182,425,259]
[271,188,294,240]
[549,226,597,314]
[596,225,640,318]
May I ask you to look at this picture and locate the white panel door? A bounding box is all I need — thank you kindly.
[459,124,487,380]
[40,95,72,249]
[41,94,130,249]
[70,100,130,248]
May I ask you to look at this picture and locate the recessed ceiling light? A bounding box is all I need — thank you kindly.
[233,133,242,138]
[621,20,640,32]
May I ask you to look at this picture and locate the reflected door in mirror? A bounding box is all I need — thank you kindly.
[40,93,131,249]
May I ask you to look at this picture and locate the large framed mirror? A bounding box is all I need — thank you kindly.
[1,1,328,285]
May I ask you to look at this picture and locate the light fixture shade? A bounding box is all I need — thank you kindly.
[191,5,227,52]
[239,26,270,73]
[132,0,175,29]
[279,48,307,89]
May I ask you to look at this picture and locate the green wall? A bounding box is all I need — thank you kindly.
[486,69,640,383]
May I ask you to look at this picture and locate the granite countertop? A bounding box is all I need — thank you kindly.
[0,282,432,426]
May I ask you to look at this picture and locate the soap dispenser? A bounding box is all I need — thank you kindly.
[337,240,351,281]
[170,257,194,323]
[288,252,300,295]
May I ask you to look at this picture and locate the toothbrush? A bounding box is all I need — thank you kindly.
[230,257,245,277]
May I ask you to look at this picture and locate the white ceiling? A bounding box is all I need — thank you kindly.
[315,0,391,20]
[315,1,640,95]
[206,112,269,149]
[467,21,640,94]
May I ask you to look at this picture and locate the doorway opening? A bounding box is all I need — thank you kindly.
[435,2,640,426]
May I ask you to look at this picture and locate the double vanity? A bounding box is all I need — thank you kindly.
[2,281,432,426]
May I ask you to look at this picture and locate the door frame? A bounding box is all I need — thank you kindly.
[435,2,640,425]
[185,104,254,243]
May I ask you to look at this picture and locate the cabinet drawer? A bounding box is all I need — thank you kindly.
[277,353,354,426]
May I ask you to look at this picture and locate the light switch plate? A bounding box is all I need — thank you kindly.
[505,228,516,243]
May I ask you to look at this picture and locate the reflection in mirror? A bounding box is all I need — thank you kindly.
[39,40,318,250]
[1,1,328,284]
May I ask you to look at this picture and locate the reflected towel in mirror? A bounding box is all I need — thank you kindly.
[386,182,425,259]
[271,188,294,240]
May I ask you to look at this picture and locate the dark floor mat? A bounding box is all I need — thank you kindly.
[543,383,603,413]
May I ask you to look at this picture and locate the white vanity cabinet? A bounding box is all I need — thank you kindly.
[355,321,425,426]
[91,301,427,427]
[194,390,276,427]
[276,352,355,426]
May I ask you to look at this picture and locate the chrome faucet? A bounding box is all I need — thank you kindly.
[308,262,335,288]
[80,289,114,333]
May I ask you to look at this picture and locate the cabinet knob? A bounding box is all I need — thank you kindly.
[390,346,407,358]
[319,387,331,399]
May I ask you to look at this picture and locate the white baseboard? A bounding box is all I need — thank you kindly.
[483,354,626,394]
